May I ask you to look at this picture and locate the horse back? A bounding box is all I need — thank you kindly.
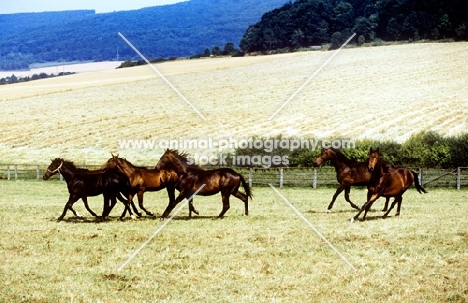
[337,162,371,185]
[180,167,243,194]
[379,167,414,196]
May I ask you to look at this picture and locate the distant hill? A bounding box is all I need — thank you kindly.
[0,0,289,70]
[240,0,468,52]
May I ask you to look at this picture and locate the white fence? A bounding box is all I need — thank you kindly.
[2,164,468,189]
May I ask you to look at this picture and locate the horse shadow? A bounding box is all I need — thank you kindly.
[49,214,222,223]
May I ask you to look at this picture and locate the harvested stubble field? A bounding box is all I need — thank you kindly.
[1,180,468,302]
[1,42,468,302]
[0,42,467,165]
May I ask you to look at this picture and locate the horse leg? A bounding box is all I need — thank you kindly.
[105,194,117,216]
[343,186,360,210]
[383,196,401,218]
[102,195,115,220]
[120,194,139,219]
[327,185,345,212]
[382,197,390,212]
[395,196,403,216]
[234,191,249,216]
[218,193,231,218]
[81,196,98,217]
[137,191,154,216]
[101,194,110,219]
[58,195,79,221]
[351,193,379,222]
[119,198,136,220]
[187,197,198,218]
[160,192,187,219]
[362,198,374,221]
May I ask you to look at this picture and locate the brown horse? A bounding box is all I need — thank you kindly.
[101,154,199,217]
[351,148,427,222]
[43,158,135,221]
[155,149,252,219]
[314,148,390,212]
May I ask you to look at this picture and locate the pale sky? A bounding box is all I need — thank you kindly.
[1,0,187,14]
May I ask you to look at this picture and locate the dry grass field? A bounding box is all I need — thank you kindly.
[1,181,468,302]
[1,42,468,302]
[0,42,467,165]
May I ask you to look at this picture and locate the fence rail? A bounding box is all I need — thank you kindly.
[1,164,468,189]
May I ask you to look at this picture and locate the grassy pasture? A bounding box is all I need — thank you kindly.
[1,180,468,302]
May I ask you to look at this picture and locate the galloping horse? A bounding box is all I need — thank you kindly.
[43,158,135,221]
[314,148,390,212]
[351,148,427,222]
[155,149,252,219]
[101,154,199,217]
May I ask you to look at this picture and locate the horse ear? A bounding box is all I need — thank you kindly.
[369,147,373,153]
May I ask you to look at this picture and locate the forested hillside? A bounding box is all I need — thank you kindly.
[0,0,289,70]
[240,0,468,52]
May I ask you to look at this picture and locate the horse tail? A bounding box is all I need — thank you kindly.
[239,174,253,200]
[411,171,427,194]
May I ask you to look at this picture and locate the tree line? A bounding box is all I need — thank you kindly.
[0,72,75,85]
[229,131,468,169]
[240,0,468,53]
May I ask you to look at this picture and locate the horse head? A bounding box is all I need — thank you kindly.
[314,148,334,167]
[101,154,120,171]
[43,158,65,180]
[368,147,381,172]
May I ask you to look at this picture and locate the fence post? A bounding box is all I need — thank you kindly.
[7,166,10,181]
[313,167,317,188]
[248,168,252,188]
[36,166,40,180]
[457,167,461,190]
[279,168,283,188]
[14,165,18,180]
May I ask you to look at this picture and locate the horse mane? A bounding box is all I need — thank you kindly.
[329,148,359,166]
[52,158,77,170]
[165,149,200,168]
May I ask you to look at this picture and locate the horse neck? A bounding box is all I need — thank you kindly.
[117,160,136,177]
[369,160,384,184]
[168,155,191,174]
[59,162,78,182]
[328,151,350,171]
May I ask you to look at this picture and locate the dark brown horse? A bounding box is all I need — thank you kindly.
[101,155,199,217]
[351,148,427,222]
[314,148,390,211]
[43,158,135,221]
[155,149,252,219]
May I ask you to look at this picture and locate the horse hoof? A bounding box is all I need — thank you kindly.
[350,218,355,223]
[326,209,332,213]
